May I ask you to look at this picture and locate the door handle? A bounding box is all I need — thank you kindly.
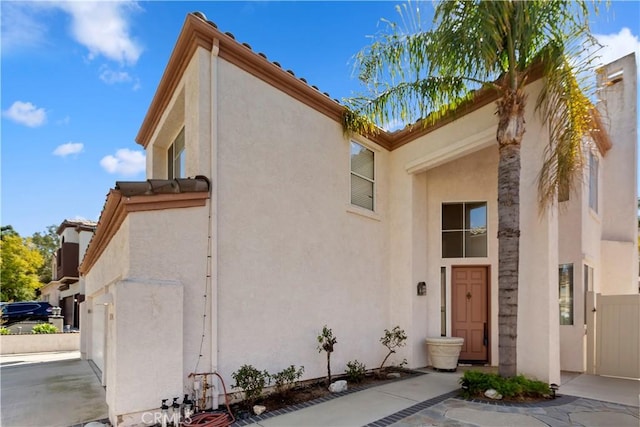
[483,322,488,347]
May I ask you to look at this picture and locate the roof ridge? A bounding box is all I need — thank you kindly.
[190,11,341,105]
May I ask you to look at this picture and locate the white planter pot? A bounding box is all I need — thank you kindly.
[426,337,464,371]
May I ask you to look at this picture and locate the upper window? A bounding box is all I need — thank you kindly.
[350,141,374,211]
[442,202,487,258]
[559,263,574,325]
[168,127,185,180]
[588,152,598,213]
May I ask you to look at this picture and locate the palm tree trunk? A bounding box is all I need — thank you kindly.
[496,89,526,378]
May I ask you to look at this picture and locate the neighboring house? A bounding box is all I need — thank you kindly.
[40,219,97,330]
[79,13,638,426]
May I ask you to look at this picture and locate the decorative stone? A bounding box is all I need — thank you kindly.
[329,380,348,393]
[484,389,503,400]
[253,405,266,415]
[387,372,401,379]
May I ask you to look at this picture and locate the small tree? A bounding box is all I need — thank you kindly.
[317,325,337,386]
[379,326,407,370]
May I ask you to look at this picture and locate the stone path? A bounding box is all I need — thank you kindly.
[375,394,639,427]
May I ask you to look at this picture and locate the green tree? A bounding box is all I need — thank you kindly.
[344,1,604,377]
[31,225,60,284]
[1,228,44,301]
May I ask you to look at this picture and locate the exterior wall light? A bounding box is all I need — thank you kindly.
[417,282,427,296]
[550,383,559,399]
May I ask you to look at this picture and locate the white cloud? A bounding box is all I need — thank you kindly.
[100,67,133,84]
[56,115,71,126]
[593,28,640,67]
[2,101,47,127]
[100,148,145,176]
[56,1,143,65]
[0,2,49,53]
[53,142,84,157]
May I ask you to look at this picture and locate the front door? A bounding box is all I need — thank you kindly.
[452,266,488,362]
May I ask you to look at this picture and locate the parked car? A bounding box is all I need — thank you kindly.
[1,301,53,326]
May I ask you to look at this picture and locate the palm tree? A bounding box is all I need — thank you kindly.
[343,1,605,378]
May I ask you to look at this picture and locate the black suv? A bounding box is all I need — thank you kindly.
[1,301,53,326]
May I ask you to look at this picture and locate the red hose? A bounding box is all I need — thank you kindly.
[183,372,235,427]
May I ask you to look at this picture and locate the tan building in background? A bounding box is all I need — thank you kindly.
[39,219,96,330]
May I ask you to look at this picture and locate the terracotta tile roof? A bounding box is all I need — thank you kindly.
[191,11,341,105]
[80,176,210,275]
[57,219,97,234]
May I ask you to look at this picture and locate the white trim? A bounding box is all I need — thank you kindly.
[346,204,381,221]
[405,127,495,174]
[349,140,376,212]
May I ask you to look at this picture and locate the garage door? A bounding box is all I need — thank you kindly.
[91,302,105,374]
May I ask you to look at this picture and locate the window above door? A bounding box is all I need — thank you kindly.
[442,202,487,258]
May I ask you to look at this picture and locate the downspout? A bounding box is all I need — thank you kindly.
[209,38,220,407]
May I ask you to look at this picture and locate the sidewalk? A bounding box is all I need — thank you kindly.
[236,369,639,427]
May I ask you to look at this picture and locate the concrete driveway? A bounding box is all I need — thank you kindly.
[1,351,108,427]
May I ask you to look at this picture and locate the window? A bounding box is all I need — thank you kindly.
[589,152,598,212]
[350,141,374,210]
[440,267,446,336]
[168,127,185,179]
[584,265,593,325]
[442,202,487,258]
[559,263,574,325]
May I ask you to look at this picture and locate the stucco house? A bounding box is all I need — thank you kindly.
[39,219,96,330]
[79,13,638,426]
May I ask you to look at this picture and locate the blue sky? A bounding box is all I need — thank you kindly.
[2,1,639,237]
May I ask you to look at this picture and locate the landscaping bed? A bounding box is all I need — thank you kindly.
[231,368,422,421]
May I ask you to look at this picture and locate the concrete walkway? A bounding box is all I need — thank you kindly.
[1,351,108,427]
[238,370,639,427]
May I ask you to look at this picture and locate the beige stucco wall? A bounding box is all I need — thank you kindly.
[214,57,391,385]
[0,333,80,354]
[127,208,211,389]
[422,145,499,367]
[599,54,638,294]
[79,230,94,263]
[83,205,209,425]
[558,186,589,373]
[87,39,636,425]
[388,80,561,383]
[60,227,79,244]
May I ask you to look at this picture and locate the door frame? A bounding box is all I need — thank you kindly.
[451,265,491,363]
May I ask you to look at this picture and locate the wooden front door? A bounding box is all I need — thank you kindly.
[452,266,488,361]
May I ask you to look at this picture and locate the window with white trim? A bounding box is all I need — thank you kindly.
[588,152,598,213]
[442,202,487,258]
[168,127,185,179]
[350,141,374,211]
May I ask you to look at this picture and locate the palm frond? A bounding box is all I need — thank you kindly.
[343,76,471,136]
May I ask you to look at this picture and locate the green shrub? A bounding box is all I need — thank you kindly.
[272,365,304,396]
[32,323,58,334]
[459,370,551,399]
[0,327,10,335]
[231,365,270,408]
[345,360,366,383]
